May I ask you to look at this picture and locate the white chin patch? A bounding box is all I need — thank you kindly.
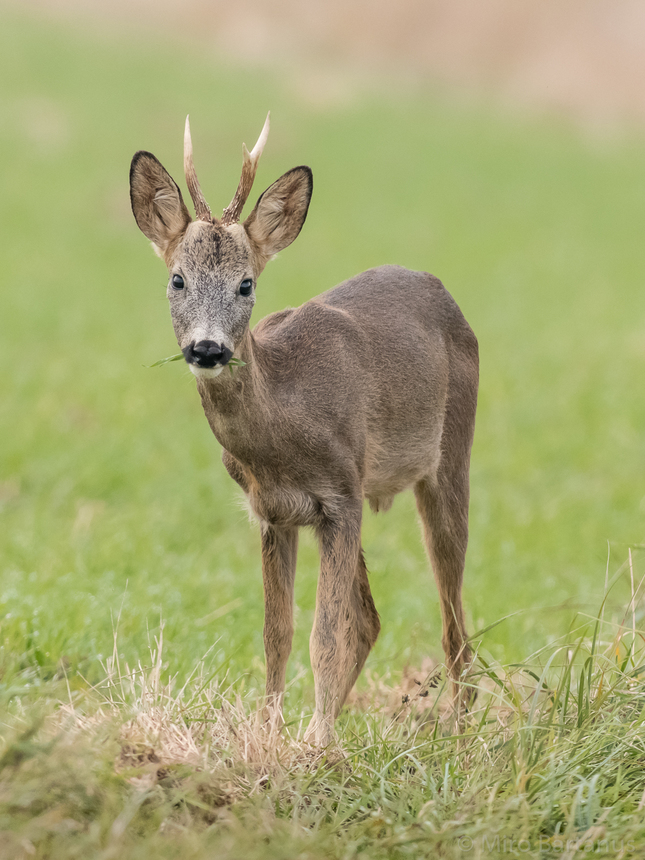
[189,365,225,379]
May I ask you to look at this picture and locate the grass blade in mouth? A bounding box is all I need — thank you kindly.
[147,353,184,367]
[227,357,246,374]
[147,354,247,370]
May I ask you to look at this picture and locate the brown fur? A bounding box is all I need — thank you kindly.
[130,125,478,747]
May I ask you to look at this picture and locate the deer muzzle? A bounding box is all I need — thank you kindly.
[183,340,233,369]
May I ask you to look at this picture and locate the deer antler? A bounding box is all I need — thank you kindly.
[184,116,212,222]
[221,113,270,225]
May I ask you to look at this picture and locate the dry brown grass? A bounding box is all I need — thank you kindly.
[51,627,550,798]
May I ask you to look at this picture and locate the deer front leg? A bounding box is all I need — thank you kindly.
[304,504,363,747]
[261,523,298,728]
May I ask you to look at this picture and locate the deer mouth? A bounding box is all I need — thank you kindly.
[188,364,225,379]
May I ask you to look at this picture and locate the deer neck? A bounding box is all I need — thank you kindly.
[195,328,274,464]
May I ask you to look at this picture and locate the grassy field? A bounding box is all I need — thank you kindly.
[1,9,645,858]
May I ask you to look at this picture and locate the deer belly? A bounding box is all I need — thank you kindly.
[364,469,425,514]
[363,435,442,513]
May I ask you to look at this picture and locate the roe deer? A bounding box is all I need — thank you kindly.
[129,115,478,746]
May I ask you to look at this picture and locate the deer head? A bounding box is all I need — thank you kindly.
[129,115,313,378]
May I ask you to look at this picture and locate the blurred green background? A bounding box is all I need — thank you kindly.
[0,5,644,709]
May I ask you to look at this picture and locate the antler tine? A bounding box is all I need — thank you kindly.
[184,116,212,222]
[221,112,270,226]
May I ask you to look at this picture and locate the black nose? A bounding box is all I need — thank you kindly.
[183,340,233,368]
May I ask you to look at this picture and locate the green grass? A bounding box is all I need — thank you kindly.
[1,8,644,857]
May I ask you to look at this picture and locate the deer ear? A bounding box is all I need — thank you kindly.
[130,151,192,257]
[244,166,313,259]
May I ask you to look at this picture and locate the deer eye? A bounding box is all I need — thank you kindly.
[239,279,253,297]
[171,274,185,290]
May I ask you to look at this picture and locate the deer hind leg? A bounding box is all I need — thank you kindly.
[261,523,298,729]
[341,549,381,703]
[304,503,374,747]
[414,471,473,707]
